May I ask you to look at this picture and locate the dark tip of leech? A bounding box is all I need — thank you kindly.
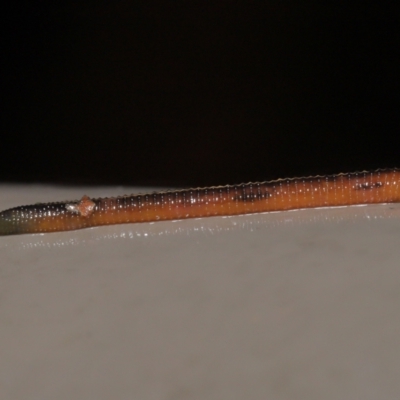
[0,208,21,235]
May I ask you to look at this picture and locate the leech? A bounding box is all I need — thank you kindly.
[1,168,400,235]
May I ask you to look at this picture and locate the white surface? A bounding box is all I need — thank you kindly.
[1,185,400,399]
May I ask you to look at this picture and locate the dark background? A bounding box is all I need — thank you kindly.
[2,2,398,187]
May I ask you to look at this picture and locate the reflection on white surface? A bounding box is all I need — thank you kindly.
[2,186,400,399]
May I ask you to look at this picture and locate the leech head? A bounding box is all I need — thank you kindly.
[66,195,96,217]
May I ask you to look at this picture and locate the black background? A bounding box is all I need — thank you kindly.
[2,2,398,187]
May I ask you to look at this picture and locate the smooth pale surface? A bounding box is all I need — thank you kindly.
[1,185,400,400]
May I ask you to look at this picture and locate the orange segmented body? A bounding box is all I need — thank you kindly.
[1,169,400,235]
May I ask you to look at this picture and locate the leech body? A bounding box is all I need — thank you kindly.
[1,169,400,235]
